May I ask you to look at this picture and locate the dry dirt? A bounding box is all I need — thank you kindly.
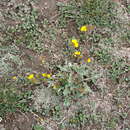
[0,0,130,130]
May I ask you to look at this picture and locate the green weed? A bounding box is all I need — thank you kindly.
[42,105,61,120]
[49,62,102,106]
[93,48,112,64]
[121,30,130,43]
[33,125,44,130]
[68,109,87,128]
[5,10,44,52]
[108,59,130,82]
[0,0,130,129]
[0,45,23,74]
[0,81,32,117]
[58,0,117,28]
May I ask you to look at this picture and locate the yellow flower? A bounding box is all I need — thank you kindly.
[87,58,91,63]
[27,74,34,80]
[80,25,95,32]
[42,73,51,78]
[71,39,79,48]
[80,25,88,32]
[73,51,81,56]
[46,74,51,78]
[12,76,17,80]
[42,73,47,77]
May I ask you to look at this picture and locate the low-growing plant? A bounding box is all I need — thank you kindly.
[0,81,32,117]
[0,45,23,74]
[33,125,44,130]
[93,48,112,64]
[58,0,117,28]
[68,109,87,128]
[5,9,44,52]
[108,59,130,82]
[49,62,103,106]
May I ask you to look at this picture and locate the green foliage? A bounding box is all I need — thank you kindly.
[33,125,44,130]
[58,0,117,28]
[0,45,23,74]
[121,30,130,43]
[0,82,31,117]
[109,59,130,82]
[5,10,44,52]
[50,62,102,106]
[68,109,87,128]
[93,48,112,64]
[0,0,129,129]
[42,105,61,120]
[127,5,130,14]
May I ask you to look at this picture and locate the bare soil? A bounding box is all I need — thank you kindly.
[0,0,130,130]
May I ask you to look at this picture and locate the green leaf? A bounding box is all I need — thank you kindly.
[63,98,70,106]
[33,125,44,130]
[63,88,70,96]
